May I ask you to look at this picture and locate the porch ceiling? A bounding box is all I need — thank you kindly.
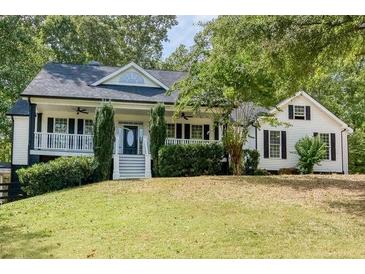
[35,103,205,118]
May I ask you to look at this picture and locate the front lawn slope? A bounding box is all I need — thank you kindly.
[1,175,365,258]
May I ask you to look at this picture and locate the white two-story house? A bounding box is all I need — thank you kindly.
[6,61,353,181]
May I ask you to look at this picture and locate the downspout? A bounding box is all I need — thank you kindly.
[255,126,258,150]
[340,128,346,174]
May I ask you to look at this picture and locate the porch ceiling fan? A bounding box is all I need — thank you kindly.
[76,107,88,115]
[180,112,193,120]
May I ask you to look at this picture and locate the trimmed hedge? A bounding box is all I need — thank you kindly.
[17,156,97,196]
[158,143,224,177]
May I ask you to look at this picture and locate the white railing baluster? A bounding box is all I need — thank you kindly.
[165,138,219,146]
[33,132,94,153]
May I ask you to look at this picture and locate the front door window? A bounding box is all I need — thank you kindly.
[123,125,138,154]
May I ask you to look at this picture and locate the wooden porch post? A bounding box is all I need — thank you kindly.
[112,128,120,180]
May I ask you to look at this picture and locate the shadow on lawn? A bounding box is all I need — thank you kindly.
[216,175,365,218]
[0,214,57,258]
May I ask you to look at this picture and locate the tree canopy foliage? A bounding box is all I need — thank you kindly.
[175,16,365,118]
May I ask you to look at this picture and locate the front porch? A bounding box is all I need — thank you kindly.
[29,99,220,179]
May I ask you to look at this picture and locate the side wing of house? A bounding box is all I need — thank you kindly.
[245,91,352,174]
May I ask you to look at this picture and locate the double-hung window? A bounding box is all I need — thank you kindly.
[319,133,330,160]
[191,125,203,139]
[54,118,67,133]
[166,123,176,138]
[269,130,281,158]
[294,105,305,120]
[84,120,94,135]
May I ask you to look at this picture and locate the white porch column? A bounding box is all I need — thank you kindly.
[143,135,152,178]
[113,128,120,180]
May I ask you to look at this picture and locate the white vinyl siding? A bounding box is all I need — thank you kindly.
[12,116,29,165]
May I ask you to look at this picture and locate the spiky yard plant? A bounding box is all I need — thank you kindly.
[93,102,115,181]
[149,103,167,176]
[295,136,327,174]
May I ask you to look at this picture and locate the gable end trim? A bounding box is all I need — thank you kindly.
[90,62,169,90]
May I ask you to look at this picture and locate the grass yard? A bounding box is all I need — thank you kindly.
[1,175,365,258]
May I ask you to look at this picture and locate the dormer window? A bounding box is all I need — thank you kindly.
[294,105,305,120]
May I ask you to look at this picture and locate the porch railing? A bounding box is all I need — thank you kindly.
[165,138,218,145]
[34,132,93,152]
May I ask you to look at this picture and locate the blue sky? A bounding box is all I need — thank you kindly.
[162,15,217,59]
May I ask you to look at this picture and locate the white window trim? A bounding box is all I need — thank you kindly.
[318,133,331,161]
[167,123,176,138]
[269,130,281,159]
[191,124,204,140]
[84,119,94,135]
[54,118,68,134]
[294,105,306,120]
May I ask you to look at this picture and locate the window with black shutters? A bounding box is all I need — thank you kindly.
[319,133,330,160]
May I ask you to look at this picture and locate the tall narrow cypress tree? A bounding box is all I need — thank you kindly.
[149,103,167,176]
[93,102,115,181]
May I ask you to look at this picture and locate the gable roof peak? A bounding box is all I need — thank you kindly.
[90,61,169,90]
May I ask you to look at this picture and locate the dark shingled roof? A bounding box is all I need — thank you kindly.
[6,99,30,116]
[21,63,187,104]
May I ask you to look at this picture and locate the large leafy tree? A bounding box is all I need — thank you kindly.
[41,16,177,67]
[175,16,365,174]
[0,16,46,162]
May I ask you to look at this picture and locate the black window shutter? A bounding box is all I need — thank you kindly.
[37,113,42,132]
[313,132,318,137]
[77,119,84,134]
[203,124,210,140]
[331,133,336,161]
[263,130,269,158]
[176,123,182,139]
[69,119,75,134]
[214,125,219,140]
[281,131,287,159]
[305,106,311,120]
[47,118,54,133]
[288,105,294,119]
[184,124,190,139]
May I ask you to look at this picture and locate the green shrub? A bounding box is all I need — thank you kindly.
[254,169,270,175]
[17,156,97,197]
[295,136,327,174]
[243,149,260,175]
[349,128,365,174]
[158,143,224,177]
[150,103,167,176]
[94,102,115,181]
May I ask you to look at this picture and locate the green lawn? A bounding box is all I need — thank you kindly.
[1,175,365,258]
